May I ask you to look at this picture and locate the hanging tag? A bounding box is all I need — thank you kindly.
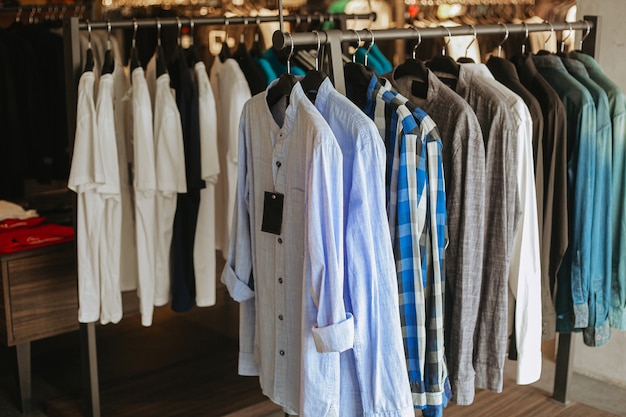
[261,192,284,235]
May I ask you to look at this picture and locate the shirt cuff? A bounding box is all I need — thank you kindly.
[221,263,255,302]
[516,349,542,385]
[573,303,589,328]
[311,312,354,353]
[238,352,259,376]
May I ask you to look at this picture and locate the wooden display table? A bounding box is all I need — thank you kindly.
[0,242,79,413]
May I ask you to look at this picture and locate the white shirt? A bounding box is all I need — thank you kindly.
[194,61,220,307]
[222,82,353,416]
[129,67,158,327]
[210,58,251,259]
[462,64,542,385]
[153,71,187,307]
[112,50,138,293]
[68,70,104,324]
[95,73,123,325]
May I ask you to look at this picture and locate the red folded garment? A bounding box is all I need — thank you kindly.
[0,217,46,233]
[0,224,75,254]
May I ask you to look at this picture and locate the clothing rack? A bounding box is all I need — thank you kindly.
[272,19,597,95]
[61,11,374,417]
[273,16,599,410]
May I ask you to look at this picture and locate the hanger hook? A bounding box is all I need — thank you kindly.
[16,7,22,23]
[241,17,248,43]
[86,20,92,49]
[107,19,112,50]
[497,22,509,57]
[544,20,554,51]
[132,18,138,49]
[312,30,321,71]
[521,21,529,54]
[189,17,195,46]
[580,20,591,50]
[224,16,230,40]
[409,26,421,60]
[156,17,162,47]
[439,25,452,56]
[176,17,182,46]
[364,28,374,66]
[465,24,476,58]
[561,22,573,53]
[351,29,362,63]
[286,32,294,75]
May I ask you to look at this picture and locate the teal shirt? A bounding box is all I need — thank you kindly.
[571,51,626,331]
[532,54,597,337]
[562,57,613,346]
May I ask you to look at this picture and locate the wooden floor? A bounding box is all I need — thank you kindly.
[442,381,619,417]
[1,291,621,417]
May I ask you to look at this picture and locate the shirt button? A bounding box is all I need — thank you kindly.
[278,277,283,284]
[279,350,285,356]
[276,161,282,168]
[278,238,283,244]
[278,314,284,320]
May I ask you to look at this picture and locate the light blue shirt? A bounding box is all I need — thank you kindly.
[222,80,353,416]
[314,78,414,417]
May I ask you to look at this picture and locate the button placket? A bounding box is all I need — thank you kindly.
[273,134,287,365]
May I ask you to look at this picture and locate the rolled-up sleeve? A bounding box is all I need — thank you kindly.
[221,113,257,376]
[306,141,354,354]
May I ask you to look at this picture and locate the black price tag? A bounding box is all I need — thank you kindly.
[261,192,284,235]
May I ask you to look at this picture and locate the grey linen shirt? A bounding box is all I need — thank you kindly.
[387,67,486,406]
[428,63,521,397]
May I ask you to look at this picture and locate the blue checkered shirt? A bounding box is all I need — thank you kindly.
[360,75,450,416]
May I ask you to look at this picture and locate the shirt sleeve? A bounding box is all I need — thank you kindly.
[571,101,597,328]
[508,106,542,385]
[220,113,257,376]
[307,139,354,354]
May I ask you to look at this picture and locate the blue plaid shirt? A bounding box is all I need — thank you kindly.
[359,75,450,416]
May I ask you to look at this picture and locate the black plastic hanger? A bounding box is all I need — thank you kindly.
[130,19,141,71]
[266,33,297,108]
[344,30,373,111]
[83,20,94,73]
[219,18,232,62]
[426,26,459,90]
[185,18,200,66]
[300,31,327,102]
[393,26,429,99]
[101,20,115,75]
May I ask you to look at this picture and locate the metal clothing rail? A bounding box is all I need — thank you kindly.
[272,15,599,410]
[272,19,597,95]
[61,11,374,417]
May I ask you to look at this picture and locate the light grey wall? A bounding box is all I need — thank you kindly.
[576,0,626,91]
[571,0,626,389]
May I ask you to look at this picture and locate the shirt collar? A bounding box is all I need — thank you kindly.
[511,54,539,87]
[460,63,496,80]
[532,53,568,72]
[561,57,590,78]
[263,76,306,136]
[569,51,601,72]
[487,56,522,83]
[313,77,334,111]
